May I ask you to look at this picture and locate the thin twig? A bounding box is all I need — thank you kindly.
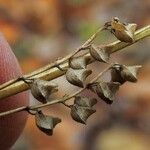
[61,101,72,108]
[0,64,111,117]
[0,25,149,100]
[0,106,27,117]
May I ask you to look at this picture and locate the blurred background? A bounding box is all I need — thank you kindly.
[0,0,149,149]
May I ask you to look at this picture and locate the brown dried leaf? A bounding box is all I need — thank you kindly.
[74,96,97,107]
[71,105,96,124]
[88,81,120,104]
[89,45,110,62]
[66,68,92,87]
[69,56,91,69]
[35,111,61,135]
[30,79,58,103]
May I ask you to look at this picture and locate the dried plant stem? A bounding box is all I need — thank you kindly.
[0,27,104,90]
[0,106,27,117]
[0,64,111,117]
[106,25,150,53]
[0,25,149,100]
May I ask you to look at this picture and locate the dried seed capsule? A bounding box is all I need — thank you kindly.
[27,79,58,103]
[35,111,61,135]
[74,96,97,107]
[111,64,125,84]
[88,81,120,104]
[108,17,137,43]
[89,45,110,63]
[71,105,96,124]
[69,56,91,69]
[111,64,142,84]
[66,68,92,87]
[70,96,97,124]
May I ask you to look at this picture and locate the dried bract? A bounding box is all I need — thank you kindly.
[35,111,61,135]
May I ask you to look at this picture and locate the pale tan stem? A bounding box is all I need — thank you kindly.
[0,64,111,117]
[0,25,149,100]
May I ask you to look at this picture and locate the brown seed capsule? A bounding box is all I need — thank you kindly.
[111,64,125,84]
[109,17,137,43]
[66,68,92,87]
[35,111,61,135]
[70,104,96,124]
[89,45,110,63]
[74,96,97,107]
[121,65,141,82]
[70,96,97,124]
[28,79,58,103]
[111,64,142,84]
[88,81,120,104]
[69,56,91,69]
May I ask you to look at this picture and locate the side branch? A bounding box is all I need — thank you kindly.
[0,64,111,117]
[0,25,149,100]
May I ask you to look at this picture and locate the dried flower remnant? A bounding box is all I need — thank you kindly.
[88,81,120,104]
[66,68,92,87]
[89,45,110,63]
[70,96,97,124]
[105,17,137,43]
[35,111,61,135]
[111,64,142,84]
[25,78,58,103]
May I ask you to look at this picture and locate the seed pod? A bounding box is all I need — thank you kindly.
[113,24,137,43]
[126,23,137,35]
[29,79,58,103]
[70,96,97,124]
[74,96,97,107]
[121,65,141,82]
[69,56,91,69]
[71,104,96,124]
[88,81,120,104]
[35,111,61,135]
[89,45,110,63]
[111,64,125,84]
[111,17,126,31]
[66,68,92,87]
[110,17,137,43]
[111,64,141,84]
